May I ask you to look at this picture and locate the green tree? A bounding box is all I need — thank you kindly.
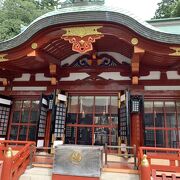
[0,0,63,41]
[37,0,59,10]
[172,0,180,17]
[0,0,92,41]
[154,0,180,19]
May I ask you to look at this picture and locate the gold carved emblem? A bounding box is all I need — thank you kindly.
[61,26,104,54]
[0,54,8,62]
[70,151,82,165]
[169,47,180,56]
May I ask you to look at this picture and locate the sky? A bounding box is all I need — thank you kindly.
[105,0,162,20]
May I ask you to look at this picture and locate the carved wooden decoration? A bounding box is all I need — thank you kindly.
[69,53,120,67]
[61,26,104,53]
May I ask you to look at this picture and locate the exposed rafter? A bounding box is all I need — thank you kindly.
[37,50,59,65]
[27,50,59,65]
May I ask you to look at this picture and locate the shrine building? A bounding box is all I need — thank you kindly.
[0,0,180,150]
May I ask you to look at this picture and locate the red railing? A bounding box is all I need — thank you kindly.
[139,147,180,172]
[0,161,3,180]
[0,140,36,180]
[152,169,178,180]
[139,147,180,180]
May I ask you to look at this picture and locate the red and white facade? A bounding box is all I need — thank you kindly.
[0,2,180,150]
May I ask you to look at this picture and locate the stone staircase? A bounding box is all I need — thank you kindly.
[19,151,140,180]
[19,167,139,180]
[19,167,52,180]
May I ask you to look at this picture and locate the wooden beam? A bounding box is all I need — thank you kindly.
[0,64,28,73]
[49,64,57,75]
[160,72,168,81]
[131,46,145,85]
[131,56,139,74]
[27,50,59,64]
[2,77,180,88]
[27,50,45,63]
[36,50,59,65]
[134,46,145,54]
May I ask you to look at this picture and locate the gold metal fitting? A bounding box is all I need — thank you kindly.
[49,64,57,75]
[132,76,139,85]
[2,78,8,86]
[31,43,38,50]
[141,154,149,167]
[92,53,96,60]
[51,77,57,85]
[6,147,13,158]
[131,38,139,45]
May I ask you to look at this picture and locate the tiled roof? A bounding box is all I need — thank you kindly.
[1,4,180,51]
[147,17,180,35]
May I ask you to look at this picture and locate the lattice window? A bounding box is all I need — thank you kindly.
[144,100,180,148]
[0,106,10,136]
[38,106,48,137]
[54,103,66,138]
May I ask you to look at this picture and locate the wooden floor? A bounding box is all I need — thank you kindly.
[103,154,139,174]
[103,162,139,174]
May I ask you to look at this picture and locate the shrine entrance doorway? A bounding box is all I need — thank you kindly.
[65,95,119,146]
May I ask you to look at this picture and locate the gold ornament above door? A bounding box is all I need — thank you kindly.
[61,26,104,54]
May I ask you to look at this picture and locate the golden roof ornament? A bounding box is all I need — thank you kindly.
[61,26,104,54]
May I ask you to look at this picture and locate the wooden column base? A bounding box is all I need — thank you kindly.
[52,174,100,180]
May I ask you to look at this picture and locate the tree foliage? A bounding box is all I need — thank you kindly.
[0,0,74,41]
[0,0,49,41]
[154,0,180,19]
[0,0,96,41]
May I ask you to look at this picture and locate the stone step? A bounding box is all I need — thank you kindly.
[24,167,52,175]
[101,172,139,180]
[19,167,140,180]
[19,167,52,180]
[19,174,51,180]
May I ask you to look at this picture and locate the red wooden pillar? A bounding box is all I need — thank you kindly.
[131,113,141,149]
[44,111,52,147]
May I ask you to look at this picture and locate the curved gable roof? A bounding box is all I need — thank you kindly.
[0,4,180,52]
